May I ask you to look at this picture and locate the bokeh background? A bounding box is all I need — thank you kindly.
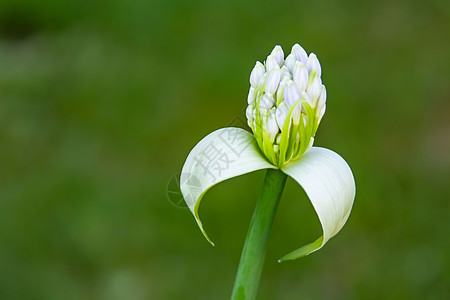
[1,0,449,299]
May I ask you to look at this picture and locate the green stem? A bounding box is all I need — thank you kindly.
[231,169,287,300]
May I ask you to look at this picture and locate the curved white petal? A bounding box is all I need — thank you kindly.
[181,127,276,245]
[280,147,355,260]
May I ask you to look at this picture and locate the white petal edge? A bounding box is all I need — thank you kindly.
[180,127,276,245]
[280,146,355,261]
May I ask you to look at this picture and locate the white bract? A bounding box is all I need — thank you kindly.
[181,44,355,260]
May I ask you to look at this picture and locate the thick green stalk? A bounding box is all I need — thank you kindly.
[231,169,287,300]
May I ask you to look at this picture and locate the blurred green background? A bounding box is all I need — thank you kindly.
[1,0,449,299]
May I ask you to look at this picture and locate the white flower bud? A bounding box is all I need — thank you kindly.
[258,73,267,87]
[280,66,292,81]
[265,55,278,72]
[317,105,326,124]
[247,86,255,105]
[291,43,308,64]
[293,61,309,92]
[270,45,284,67]
[284,54,296,73]
[306,74,322,106]
[316,85,327,118]
[292,103,301,125]
[267,109,278,142]
[264,67,281,94]
[250,61,265,87]
[275,102,288,130]
[276,78,288,105]
[247,118,253,129]
[306,53,321,78]
[284,80,301,107]
[273,144,279,153]
[260,93,275,110]
[301,91,311,106]
[316,85,326,117]
[246,104,254,122]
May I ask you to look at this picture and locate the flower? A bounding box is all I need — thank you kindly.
[180,44,355,260]
[247,44,326,168]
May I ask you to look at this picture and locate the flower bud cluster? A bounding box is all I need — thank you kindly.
[246,44,327,167]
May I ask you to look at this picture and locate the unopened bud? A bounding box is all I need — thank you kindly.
[292,103,301,125]
[306,53,321,78]
[267,109,278,142]
[284,81,301,107]
[284,54,296,73]
[291,43,308,64]
[302,112,308,126]
[260,93,275,110]
[306,74,322,106]
[276,102,288,130]
[301,91,312,106]
[250,62,265,87]
[316,85,326,115]
[264,67,281,95]
[265,55,278,72]
[246,104,254,122]
[280,66,292,81]
[247,118,253,129]
[317,105,326,124]
[247,87,255,105]
[276,79,288,105]
[258,73,267,87]
[293,61,309,92]
[270,45,284,67]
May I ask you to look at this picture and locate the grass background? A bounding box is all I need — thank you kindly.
[0,0,449,299]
